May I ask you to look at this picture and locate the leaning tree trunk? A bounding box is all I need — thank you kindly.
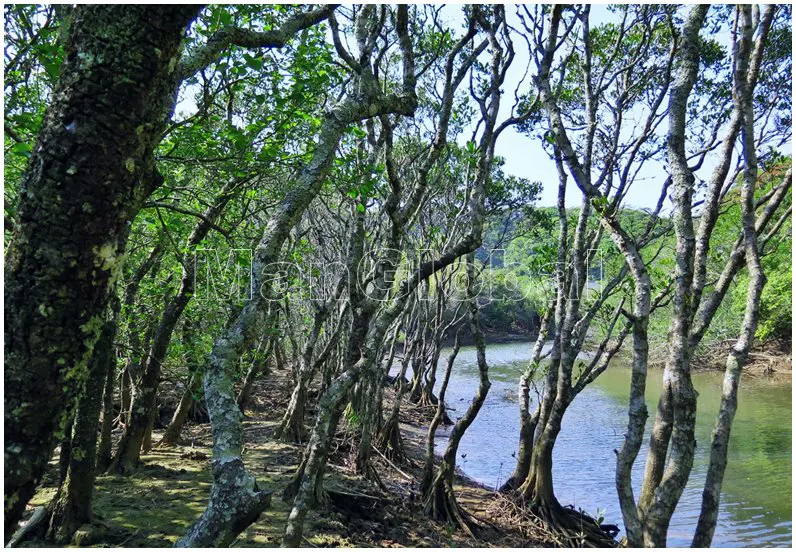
[95,357,116,472]
[158,371,203,447]
[692,9,767,545]
[237,338,271,412]
[47,310,119,543]
[3,5,199,531]
[501,306,551,492]
[179,36,418,542]
[420,330,462,494]
[423,255,490,537]
[282,354,373,547]
[111,184,234,474]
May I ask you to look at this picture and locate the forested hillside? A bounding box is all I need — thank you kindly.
[4,4,792,548]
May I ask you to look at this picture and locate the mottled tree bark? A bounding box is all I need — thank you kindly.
[638,7,708,546]
[4,5,200,533]
[692,7,772,547]
[501,305,550,491]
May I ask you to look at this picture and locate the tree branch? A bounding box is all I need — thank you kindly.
[178,5,336,80]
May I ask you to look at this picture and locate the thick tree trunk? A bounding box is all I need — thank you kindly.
[621,5,705,544]
[108,377,157,474]
[141,409,156,454]
[3,5,199,531]
[279,380,309,443]
[500,379,538,492]
[635,8,708,547]
[520,402,565,507]
[174,344,273,547]
[502,307,551,492]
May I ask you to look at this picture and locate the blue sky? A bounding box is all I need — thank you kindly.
[443,4,670,210]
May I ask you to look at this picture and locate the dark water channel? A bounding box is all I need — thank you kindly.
[420,341,791,547]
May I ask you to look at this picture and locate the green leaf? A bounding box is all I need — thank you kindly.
[243,53,263,71]
[356,203,365,213]
[10,142,32,157]
[219,9,233,26]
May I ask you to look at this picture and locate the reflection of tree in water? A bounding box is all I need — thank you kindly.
[685,377,792,539]
[568,362,792,545]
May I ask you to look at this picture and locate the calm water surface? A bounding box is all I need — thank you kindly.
[424,341,792,547]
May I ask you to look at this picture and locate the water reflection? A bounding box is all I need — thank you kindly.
[420,341,792,547]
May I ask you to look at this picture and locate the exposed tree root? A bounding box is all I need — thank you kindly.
[496,493,617,548]
[423,475,482,539]
[375,415,407,465]
[275,413,309,444]
[498,475,523,493]
[361,459,389,493]
[275,386,309,444]
[282,453,327,508]
[327,486,389,517]
[6,506,48,547]
[417,388,439,408]
[176,458,272,547]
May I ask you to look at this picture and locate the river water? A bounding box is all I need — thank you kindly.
[428,341,792,547]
